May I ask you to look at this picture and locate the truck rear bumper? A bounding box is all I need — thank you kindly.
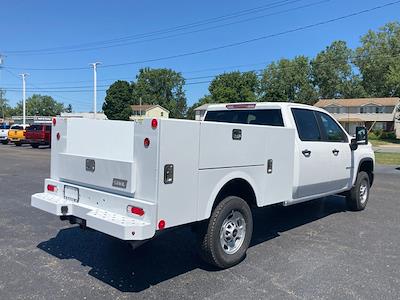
[31,190,156,241]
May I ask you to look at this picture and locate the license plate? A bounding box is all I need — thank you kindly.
[64,186,79,202]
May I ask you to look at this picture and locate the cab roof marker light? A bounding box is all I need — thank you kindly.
[226,103,256,109]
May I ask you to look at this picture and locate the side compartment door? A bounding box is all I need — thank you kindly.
[291,108,338,198]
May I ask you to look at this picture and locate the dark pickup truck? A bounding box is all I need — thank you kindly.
[25,124,52,148]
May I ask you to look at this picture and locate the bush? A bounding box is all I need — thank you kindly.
[380,131,397,140]
[368,132,379,140]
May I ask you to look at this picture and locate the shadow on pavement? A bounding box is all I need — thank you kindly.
[37,195,347,292]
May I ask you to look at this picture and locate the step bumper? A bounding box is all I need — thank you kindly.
[31,192,155,240]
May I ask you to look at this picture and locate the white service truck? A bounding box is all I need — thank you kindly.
[31,102,374,268]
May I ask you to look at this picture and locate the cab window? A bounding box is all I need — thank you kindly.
[205,109,284,126]
[291,108,321,141]
[316,112,348,142]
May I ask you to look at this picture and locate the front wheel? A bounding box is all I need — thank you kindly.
[31,144,39,148]
[15,142,22,146]
[198,196,253,269]
[346,171,370,211]
[1,140,8,145]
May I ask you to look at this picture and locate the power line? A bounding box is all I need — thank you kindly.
[4,0,399,72]
[2,0,301,55]
[2,0,328,56]
[2,51,400,91]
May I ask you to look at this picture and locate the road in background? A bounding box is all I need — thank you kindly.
[0,145,399,299]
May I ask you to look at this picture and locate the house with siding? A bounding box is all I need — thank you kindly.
[130,104,169,121]
[314,98,400,137]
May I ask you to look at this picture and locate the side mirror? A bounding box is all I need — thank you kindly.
[355,126,368,145]
[350,138,358,151]
[351,126,368,151]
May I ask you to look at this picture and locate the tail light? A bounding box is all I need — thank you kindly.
[47,184,57,192]
[144,138,150,147]
[56,132,60,140]
[127,205,145,216]
[158,220,166,230]
[52,118,56,126]
[151,118,158,129]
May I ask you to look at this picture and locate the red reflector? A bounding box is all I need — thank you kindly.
[226,103,256,109]
[47,184,57,192]
[158,220,166,230]
[52,118,56,126]
[144,138,150,147]
[131,207,145,216]
[151,118,158,129]
[56,132,60,140]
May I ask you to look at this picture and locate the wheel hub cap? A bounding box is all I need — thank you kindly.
[359,179,368,204]
[220,210,246,255]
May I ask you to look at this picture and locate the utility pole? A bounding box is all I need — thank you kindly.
[90,62,101,119]
[0,55,4,120]
[19,73,29,125]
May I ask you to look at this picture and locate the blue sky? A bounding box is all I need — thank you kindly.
[0,0,399,112]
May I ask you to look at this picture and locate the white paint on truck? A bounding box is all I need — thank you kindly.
[31,102,375,268]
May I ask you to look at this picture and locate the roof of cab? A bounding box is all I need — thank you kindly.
[205,102,319,111]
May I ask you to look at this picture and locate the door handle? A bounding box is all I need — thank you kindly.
[332,149,339,156]
[302,149,311,157]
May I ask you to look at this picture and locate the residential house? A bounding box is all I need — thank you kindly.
[130,104,169,121]
[193,104,211,121]
[314,98,400,137]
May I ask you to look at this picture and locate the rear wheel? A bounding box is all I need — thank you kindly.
[1,140,8,145]
[31,144,39,148]
[346,171,370,211]
[198,196,253,269]
[15,142,22,146]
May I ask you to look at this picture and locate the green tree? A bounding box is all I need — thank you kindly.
[312,41,366,99]
[207,71,259,103]
[132,68,187,118]
[260,56,317,104]
[13,94,65,116]
[0,89,11,119]
[354,22,400,97]
[102,80,133,120]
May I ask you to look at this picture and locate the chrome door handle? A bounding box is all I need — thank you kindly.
[302,149,311,157]
[332,149,339,156]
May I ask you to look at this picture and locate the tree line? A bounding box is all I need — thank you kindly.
[103,21,400,120]
[0,93,72,120]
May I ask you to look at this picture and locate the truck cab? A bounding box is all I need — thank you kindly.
[8,124,30,146]
[25,124,52,148]
[31,103,374,269]
[204,102,374,205]
[0,124,10,144]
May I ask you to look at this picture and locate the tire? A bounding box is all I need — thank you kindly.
[31,144,39,148]
[15,142,22,146]
[1,140,8,145]
[198,196,253,269]
[346,171,370,211]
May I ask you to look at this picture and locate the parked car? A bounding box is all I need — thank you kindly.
[32,103,374,269]
[8,124,30,146]
[25,124,52,148]
[0,124,10,144]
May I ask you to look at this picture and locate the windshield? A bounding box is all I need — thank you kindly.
[0,124,10,129]
[26,125,43,131]
[204,109,284,127]
[11,125,23,130]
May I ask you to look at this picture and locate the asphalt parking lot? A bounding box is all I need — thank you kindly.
[0,145,399,299]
